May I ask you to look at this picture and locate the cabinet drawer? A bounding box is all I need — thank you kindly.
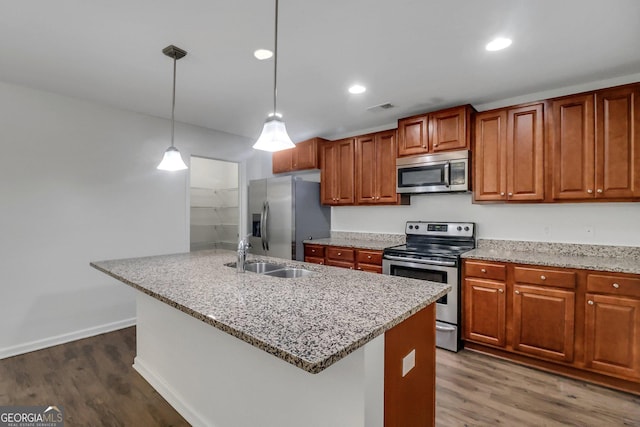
[587,274,640,298]
[326,247,355,262]
[326,259,355,269]
[304,256,324,266]
[356,250,383,265]
[357,264,383,274]
[304,244,325,258]
[465,261,506,281]
[513,267,576,289]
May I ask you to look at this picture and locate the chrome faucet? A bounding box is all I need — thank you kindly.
[237,234,252,273]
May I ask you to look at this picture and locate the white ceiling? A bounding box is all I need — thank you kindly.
[1,0,639,142]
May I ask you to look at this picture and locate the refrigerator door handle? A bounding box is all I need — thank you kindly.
[260,202,266,251]
[264,201,270,251]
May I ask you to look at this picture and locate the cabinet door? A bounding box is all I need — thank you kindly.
[272,149,293,174]
[595,85,640,199]
[430,106,470,152]
[463,278,506,347]
[506,103,545,201]
[292,138,318,170]
[376,130,399,203]
[320,142,337,205]
[398,114,429,156]
[550,94,595,199]
[585,293,640,380]
[512,285,575,362]
[355,134,377,204]
[336,138,355,205]
[474,110,507,201]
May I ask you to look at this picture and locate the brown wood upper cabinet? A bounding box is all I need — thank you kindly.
[320,138,355,205]
[355,130,400,204]
[398,105,473,157]
[474,103,544,202]
[549,84,640,200]
[272,137,327,174]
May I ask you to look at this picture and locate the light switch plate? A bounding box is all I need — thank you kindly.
[402,349,416,377]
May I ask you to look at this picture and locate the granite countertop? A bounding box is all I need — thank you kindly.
[462,240,640,275]
[304,231,405,251]
[90,250,449,374]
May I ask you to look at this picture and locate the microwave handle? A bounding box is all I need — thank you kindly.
[444,162,450,187]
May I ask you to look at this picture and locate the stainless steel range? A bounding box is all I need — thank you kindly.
[383,221,475,352]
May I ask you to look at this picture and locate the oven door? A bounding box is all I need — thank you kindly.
[382,256,458,325]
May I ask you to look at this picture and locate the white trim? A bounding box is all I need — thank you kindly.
[133,357,210,427]
[0,317,136,360]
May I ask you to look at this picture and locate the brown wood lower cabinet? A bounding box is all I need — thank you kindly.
[463,259,640,395]
[303,243,383,273]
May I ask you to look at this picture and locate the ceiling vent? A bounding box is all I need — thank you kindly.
[367,102,395,112]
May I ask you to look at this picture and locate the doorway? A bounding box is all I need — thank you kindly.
[189,157,239,251]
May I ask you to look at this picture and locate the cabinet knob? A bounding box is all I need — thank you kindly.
[515,290,520,295]
[597,189,603,194]
[587,189,593,194]
[337,252,342,256]
[588,300,594,305]
[498,289,504,293]
[481,268,487,273]
[349,267,353,269]
[311,249,315,253]
[540,275,546,280]
[320,261,323,265]
[368,255,372,259]
[508,192,513,197]
[500,192,505,196]
[357,267,362,270]
[613,283,620,289]
[422,145,426,148]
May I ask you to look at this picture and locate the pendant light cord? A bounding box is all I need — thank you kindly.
[171,55,177,147]
[273,0,279,116]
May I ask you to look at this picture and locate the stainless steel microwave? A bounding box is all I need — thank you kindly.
[396,150,470,194]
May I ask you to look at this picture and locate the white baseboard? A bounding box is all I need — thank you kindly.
[133,357,210,427]
[0,317,136,360]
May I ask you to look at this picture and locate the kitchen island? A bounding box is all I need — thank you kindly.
[91,249,449,427]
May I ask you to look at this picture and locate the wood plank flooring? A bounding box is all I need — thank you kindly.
[1,327,638,426]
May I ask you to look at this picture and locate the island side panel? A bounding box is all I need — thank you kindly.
[384,304,436,427]
[133,292,385,427]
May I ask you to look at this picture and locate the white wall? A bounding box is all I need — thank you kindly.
[332,194,640,246]
[0,81,255,358]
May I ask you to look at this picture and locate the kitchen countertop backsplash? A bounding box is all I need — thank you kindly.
[305,231,405,251]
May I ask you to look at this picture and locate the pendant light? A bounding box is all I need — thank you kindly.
[253,0,295,152]
[157,45,189,171]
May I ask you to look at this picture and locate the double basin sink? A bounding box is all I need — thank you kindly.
[225,261,314,278]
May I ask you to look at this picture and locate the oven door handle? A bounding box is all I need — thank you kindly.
[383,255,457,267]
[436,324,456,332]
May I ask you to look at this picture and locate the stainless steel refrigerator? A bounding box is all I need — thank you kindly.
[248,176,330,260]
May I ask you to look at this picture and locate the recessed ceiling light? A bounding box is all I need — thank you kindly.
[254,49,273,60]
[485,37,512,51]
[348,84,366,94]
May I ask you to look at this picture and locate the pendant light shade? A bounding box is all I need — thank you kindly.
[253,115,294,152]
[157,45,189,171]
[253,0,295,152]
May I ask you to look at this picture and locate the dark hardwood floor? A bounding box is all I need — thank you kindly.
[1,327,638,426]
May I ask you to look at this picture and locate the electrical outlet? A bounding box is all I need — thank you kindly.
[585,225,594,236]
[402,349,415,377]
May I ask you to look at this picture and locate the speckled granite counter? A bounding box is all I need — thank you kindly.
[462,239,640,275]
[91,249,448,374]
[304,231,404,251]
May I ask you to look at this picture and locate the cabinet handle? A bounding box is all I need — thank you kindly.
[540,275,546,280]
[311,249,315,253]
[613,283,620,289]
[498,289,504,293]
[588,300,594,305]
[508,192,513,197]
[337,252,342,256]
[422,145,426,148]
[597,189,603,194]
[587,189,593,194]
[367,255,372,259]
[500,192,505,196]
[515,290,520,295]
[481,268,487,273]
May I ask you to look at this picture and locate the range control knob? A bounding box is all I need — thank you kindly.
[408,225,414,229]
[457,226,462,231]
[415,225,420,230]
[464,226,470,231]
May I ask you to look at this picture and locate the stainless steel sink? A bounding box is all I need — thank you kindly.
[225,261,314,278]
[263,268,314,278]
